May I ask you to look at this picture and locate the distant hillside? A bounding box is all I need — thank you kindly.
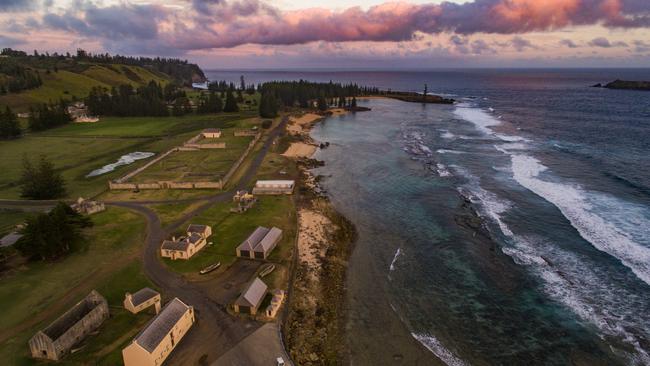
[0,48,206,111]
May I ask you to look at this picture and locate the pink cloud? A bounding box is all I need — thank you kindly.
[170,0,650,49]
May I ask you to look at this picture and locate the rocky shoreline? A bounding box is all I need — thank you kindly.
[381,91,455,104]
[282,112,357,365]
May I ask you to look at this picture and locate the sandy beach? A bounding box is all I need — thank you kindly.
[286,113,322,135]
[282,142,317,158]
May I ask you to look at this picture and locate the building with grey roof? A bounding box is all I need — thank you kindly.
[29,290,109,361]
[122,298,195,366]
[234,278,268,315]
[124,288,161,314]
[236,226,282,260]
[160,224,211,260]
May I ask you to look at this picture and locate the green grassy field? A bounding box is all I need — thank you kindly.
[132,134,253,183]
[0,64,169,112]
[0,113,261,199]
[0,206,154,365]
[162,195,296,275]
[0,209,32,237]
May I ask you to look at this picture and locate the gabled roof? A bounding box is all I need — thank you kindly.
[41,290,105,341]
[202,128,221,133]
[187,224,209,235]
[256,227,282,252]
[237,227,269,252]
[130,288,159,307]
[161,239,190,252]
[134,298,191,353]
[186,233,203,245]
[235,278,268,308]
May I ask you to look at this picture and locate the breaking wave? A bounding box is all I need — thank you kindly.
[510,154,650,287]
[412,333,468,366]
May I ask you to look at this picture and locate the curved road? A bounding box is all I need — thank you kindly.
[108,116,289,365]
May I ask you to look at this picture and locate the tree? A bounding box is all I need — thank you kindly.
[259,91,278,118]
[20,155,66,200]
[423,84,428,102]
[0,106,21,139]
[15,202,91,261]
[351,97,358,109]
[223,89,239,112]
[240,75,246,91]
[317,95,328,111]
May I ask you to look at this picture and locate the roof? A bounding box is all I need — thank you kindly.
[135,298,191,353]
[186,233,203,244]
[187,224,209,235]
[256,227,282,252]
[235,278,268,308]
[42,290,105,340]
[202,128,221,133]
[255,180,295,187]
[161,239,190,252]
[237,227,269,252]
[130,288,160,307]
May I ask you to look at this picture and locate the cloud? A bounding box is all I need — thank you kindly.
[0,0,35,12]
[633,40,650,52]
[559,39,579,48]
[176,0,650,49]
[510,36,537,52]
[588,37,629,48]
[9,0,650,54]
[0,34,25,46]
[42,2,168,41]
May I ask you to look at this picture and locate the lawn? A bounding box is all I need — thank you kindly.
[132,135,253,183]
[46,112,258,137]
[162,194,296,275]
[0,113,261,199]
[147,201,205,228]
[0,206,152,365]
[0,209,32,237]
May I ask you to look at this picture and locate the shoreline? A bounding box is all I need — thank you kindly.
[282,111,358,364]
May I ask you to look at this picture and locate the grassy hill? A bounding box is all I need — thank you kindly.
[0,63,170,112]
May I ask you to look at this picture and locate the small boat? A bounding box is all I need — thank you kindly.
[259,264,275,278]
[199,262,221,275]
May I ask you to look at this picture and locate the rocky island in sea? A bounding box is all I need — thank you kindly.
[592,79,650,91]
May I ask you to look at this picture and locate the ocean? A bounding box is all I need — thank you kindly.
[208,69,650,365]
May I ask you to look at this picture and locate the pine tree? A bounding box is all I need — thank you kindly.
[0,106,21,138]
[20,155,66,199]
[223,90,239,112]
[259,91,278,118]
[317,95,328,111]
[351,97,358,109]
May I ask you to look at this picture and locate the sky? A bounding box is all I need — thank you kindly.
[1,0,649,69]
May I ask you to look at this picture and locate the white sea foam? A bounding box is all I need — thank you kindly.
[389,247,402,272]
[440,130,456,139]
[412,333,468,366]
[437,149,465,155]
[510,154,650,287]
[454,104,500,135]
[86,151,155,177]
[437,164,452,177]
[459,178,650,364]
